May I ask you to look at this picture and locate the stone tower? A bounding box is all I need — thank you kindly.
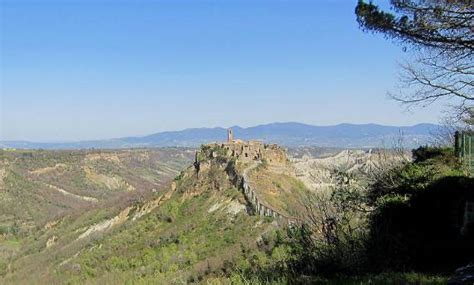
[227,128,234,143]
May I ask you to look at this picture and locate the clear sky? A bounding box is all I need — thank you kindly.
[1,0,445,142]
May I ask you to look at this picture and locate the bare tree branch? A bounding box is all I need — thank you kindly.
[356,0,474,124]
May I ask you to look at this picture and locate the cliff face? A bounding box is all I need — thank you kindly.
[291,149,410,193]
[192,142,308,220]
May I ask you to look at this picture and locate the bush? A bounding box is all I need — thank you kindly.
[279,147,472,278]
[368,146,464,205]
[368,175,474,272]
[412,146,455,163]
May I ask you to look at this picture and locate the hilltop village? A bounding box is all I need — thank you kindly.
[191,129,301,220]
[198,128,288,165]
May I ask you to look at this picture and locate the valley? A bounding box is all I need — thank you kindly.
[0,148,195,277]
[291,148,410,193]
[0,140,469,284]
[3,0,473,282]
[0,140,293,283]
[0,141,383,283]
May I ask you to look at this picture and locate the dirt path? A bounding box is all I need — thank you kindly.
[45,184,98,202]
[242,161,261,181]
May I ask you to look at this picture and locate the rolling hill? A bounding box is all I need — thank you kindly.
[0,142,306,284]
[0,122,441,149]
[0,148,194,244]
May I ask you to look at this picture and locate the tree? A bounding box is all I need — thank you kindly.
[289,171,369,275]
[355,0,473,122]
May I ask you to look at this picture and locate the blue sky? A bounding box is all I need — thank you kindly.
[1,0,444,141]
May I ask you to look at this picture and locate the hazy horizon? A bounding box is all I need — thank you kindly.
[1,0,446,141]
[0,121,440,144]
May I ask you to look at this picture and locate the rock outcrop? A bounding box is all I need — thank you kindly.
[193,140,295,222]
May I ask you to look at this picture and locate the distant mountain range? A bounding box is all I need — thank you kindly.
[0,122,441,149]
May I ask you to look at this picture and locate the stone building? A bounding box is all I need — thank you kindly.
[214,128,287,165]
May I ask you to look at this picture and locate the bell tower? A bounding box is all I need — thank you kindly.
[227,128,234,143]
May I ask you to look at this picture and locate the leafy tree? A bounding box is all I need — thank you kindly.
[355,0,473,122]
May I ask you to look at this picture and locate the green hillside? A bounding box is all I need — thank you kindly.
[0,148,194,280]
[1,144,467,284]
[0,148,193,230]
[0,145,302,284]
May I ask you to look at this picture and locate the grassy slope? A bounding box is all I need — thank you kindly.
[1,146,451,284]
[0,148,194,278]
[0,148,193,228]
[247,164,309,217]
[1,158,277,284]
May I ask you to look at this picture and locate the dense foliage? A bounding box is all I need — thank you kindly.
[234,146,472,283]
[367,146,474,273]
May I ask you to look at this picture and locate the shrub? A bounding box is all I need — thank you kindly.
[367,175,474,272]
[368,146,464,205]
[412,146,455,163]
